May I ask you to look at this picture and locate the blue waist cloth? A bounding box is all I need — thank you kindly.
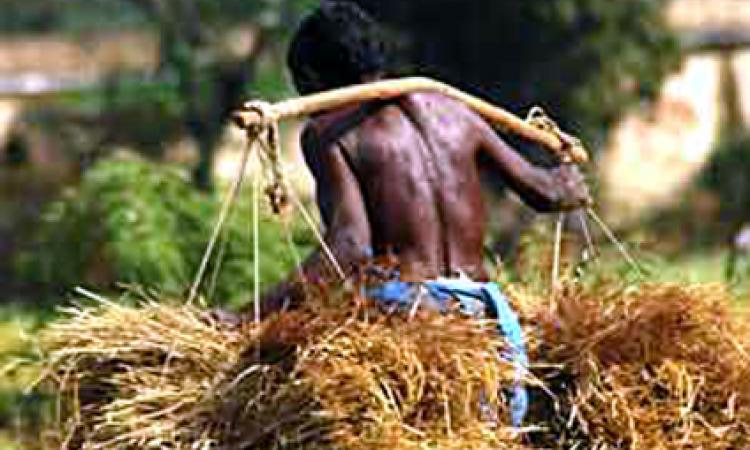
[367,278,529,428]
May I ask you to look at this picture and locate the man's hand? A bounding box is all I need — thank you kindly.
[550,164,592,211]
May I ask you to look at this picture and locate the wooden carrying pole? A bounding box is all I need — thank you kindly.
[233,76,589,164]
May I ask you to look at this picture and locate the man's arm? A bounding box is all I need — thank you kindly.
[476,119,591,212]
[299,125,372,278]
[257,126,372,314]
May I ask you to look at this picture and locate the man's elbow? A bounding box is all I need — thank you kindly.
[519,173,565,213]
[336,234,373,264]
[323,227,371,270]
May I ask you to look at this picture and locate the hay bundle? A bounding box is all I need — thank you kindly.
[41,298,255,448]
[517,283,750,449]
[39,282,750,449]
[40,293,523,449]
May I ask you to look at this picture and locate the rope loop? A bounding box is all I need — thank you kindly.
[525,106,584,164]
[241,100,277,133]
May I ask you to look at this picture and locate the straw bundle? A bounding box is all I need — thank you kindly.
[40,292,524,449]
[515,283,750,449]
[38,282,750,449]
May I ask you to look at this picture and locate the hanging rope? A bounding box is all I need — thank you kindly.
[242,101,291,215]
[552,212,565,292]
[587,208,646,278]
[188,100,347,304]
[188,134,255,305]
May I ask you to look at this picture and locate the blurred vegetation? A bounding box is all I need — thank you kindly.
[699,50,750,236]
[700,133,750,232]
[124,0,316,189]
[355,0,682,146]
[15,158,315,308]
[2,0,318,189]
[700,132,750,284]
[0,0,147,34]
[2,0,681,185]
[23,80,186,169]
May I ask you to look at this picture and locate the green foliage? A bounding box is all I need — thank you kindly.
[126,0,319,188]
[355,0,681,143]
[0,304,54,448]
[16,158,314,308]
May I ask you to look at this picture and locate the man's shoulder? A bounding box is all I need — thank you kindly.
[399,91,479,127]
[301,109,349,149]
[401,91,473,113]
[302,90,479,148]
[304,100,401,147]
[305,108,352,136]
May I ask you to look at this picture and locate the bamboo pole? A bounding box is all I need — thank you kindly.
[232,76,589,164]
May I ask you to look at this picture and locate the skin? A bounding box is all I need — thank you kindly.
[256,88,591,314]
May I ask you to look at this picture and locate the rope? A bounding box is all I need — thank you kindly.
[245,102,346,281]
[188,99,348,304]
[525,106,583,164]
[287,187,347,281]
[206,223,231,301]
[188,134,254,305]
[253,166,261,325]
[552,212,565,292]
[578,209,599,264]
[188,103,286,304]
[587,208,645,278]
[243,100,290,215]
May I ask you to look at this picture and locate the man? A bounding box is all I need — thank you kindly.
[261,2,590,306]
[258,1,591,426]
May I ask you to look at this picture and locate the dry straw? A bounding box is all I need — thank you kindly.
[38,282,750,449]
[40,289,524,449]
[515,282,750,449]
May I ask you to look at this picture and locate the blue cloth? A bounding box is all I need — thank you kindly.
[367,278,529,427]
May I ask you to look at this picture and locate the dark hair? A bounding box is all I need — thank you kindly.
[287,1,388,94]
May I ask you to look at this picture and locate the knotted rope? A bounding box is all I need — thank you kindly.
[188,98,346,306]
[187,101,290,305]
[242,100,290,215]
[525,106,583,164]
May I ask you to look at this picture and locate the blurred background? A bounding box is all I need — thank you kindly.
[1,0,750,447]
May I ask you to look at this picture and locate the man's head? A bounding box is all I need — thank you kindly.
[288,1,388,95]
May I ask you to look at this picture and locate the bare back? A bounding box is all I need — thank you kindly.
[310,93,490,279]
[256,90,586,313]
